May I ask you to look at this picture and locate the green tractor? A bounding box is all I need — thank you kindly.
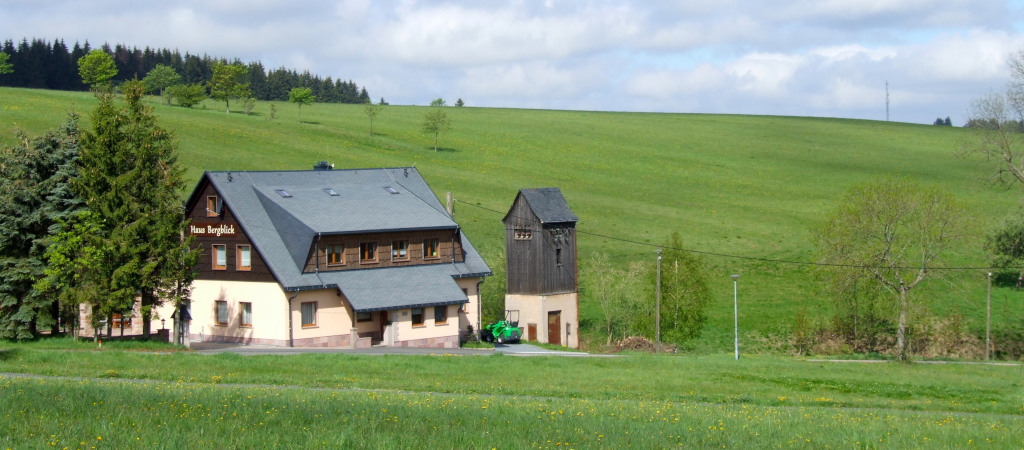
[481,310,521,344]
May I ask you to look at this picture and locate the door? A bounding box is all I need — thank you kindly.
[527,323,537,342]
[547,311,561,346]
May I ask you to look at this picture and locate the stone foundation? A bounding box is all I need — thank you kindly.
[394,334,460,349]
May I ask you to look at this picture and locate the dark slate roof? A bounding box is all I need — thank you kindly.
[189,167,491,308]
[317,265,470,312]
[508,188,579,224]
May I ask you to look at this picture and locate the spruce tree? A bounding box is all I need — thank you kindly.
[53,80,197,337]
[0,114,82,339]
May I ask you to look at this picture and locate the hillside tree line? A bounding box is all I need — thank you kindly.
[0,38,370,104]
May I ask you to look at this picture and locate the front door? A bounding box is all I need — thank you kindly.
[380,311,393,345]
[547,311,561,346]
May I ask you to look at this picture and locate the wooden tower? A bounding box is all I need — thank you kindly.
[503,188,579,348]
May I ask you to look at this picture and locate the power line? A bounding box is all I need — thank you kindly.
[453,198,1008,272]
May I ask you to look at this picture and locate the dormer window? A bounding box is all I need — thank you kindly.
[206,196,221,217]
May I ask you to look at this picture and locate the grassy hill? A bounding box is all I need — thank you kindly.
[2,87,1021,354]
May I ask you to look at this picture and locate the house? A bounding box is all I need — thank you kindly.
[152,165,491,348]
[503,188,579,348]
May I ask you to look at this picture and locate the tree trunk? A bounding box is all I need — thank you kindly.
[896,285,908,361]
[141,290,152,339]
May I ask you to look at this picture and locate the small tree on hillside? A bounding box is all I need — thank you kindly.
[815,177,969,361]
[77,49,117,92]
[363,100,383,138]
[143,64,182,105]
[288,87,314,122]
[430,98,446,107]
[168,83,207,108]
[208,61,250,114]
[422,109,451,152]
[455,98,465,107]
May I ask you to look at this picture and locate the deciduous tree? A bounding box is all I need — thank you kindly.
[363,100,383,137]
[208,61,250,114]
[421,109,451,152]
[167,83,207,108]
[815,177,969,361]
[288,87,314,122]
[142,64,181,104]
[77,49,117,92]
[587,253,644,346]
[627,233,712,348]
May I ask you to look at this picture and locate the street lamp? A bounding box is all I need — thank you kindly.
[656,248,662,353]
[987,272,992,361]
[731,274,740,360]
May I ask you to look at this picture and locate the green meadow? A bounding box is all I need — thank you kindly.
[1,87,1021,354]
[1,344,1022,448]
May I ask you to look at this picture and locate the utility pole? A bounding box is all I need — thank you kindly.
[731,274,740,360]
[987,272,992,361]
[656,247,662,353]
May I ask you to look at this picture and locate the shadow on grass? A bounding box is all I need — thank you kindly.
[299,120,322,125]
[0,348,22,361]
[424,146,458,153]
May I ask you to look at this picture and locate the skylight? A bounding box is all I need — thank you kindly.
[324,188,339,196]
[275,189,292,198]
[384,186,400,194]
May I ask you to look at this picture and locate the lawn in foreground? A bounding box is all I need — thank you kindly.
[1,345,1022,447]
[2,375,1019,449]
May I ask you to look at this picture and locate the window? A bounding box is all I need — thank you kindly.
[237,245,251,271]
[514,229,532,240]
[461,288,469,313]
[112,313,131,329]
[356,311,372,323]
[212,244,227,270]
[326,244,344,265]
[556,248,563,267]
[324,188,339,196]
[360,242,378,263]
[434,305,448,324]
[215,301,228,325]
[301,302,317,327]
[275,189,292,198]
[423,238,439,259]
[384,186,399,194]
[206,196,220,217]
[240,302,252,327]
[391,240,408,261]
[411,308,424,326]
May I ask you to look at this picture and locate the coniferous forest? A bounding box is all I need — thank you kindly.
[0,38,371,104]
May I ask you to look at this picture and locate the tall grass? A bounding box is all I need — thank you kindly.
[1,346,1022,448]
[2,87,1021,354]
[3,376,1020,449]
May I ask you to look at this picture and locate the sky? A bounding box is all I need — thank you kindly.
[3,0,1024,124]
